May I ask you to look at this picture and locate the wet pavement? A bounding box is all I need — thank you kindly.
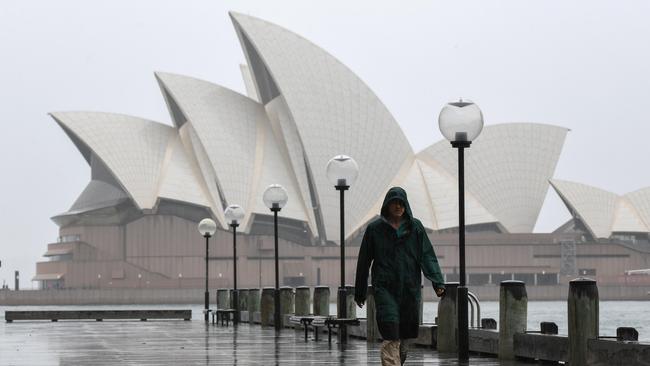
[1,316,530,365]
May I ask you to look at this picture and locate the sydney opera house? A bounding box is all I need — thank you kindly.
[34,13,650,293]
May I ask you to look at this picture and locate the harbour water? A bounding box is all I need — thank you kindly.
[2,301,649,341]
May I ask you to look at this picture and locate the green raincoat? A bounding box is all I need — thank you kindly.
[354,187,444,340]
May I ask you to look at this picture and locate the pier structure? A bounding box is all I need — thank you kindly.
[4,279,650,365]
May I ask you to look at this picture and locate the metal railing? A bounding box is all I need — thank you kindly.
[467,291,481,328]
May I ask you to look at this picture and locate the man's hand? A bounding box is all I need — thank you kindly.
[356,300,365,308]
[435,288,445,298]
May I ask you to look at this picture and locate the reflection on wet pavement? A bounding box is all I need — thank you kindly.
[1,317,529,365]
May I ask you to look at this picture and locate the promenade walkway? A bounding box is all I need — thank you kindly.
[1,316,525,365]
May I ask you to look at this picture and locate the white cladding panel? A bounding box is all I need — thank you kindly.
[550,179,618,238]
[420,123,567,233]
[239,64,259,102]
[230,12,413,242]
[156,133,212,208]
[51,112,174,209]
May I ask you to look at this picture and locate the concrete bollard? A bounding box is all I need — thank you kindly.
[217,288,230,310]
[498,280,528,360]
[345,285,356,319]
[280,286,295,316]
[295,286,310,316]
[481,318,497,330]
[366,286,379,343]
[229,289,238,310]
[436,282,459,353]
[261,287,275,327]
[568,278,599,366]
[313,286,330,316]
[238,289,248,312]
[248,288,260,323]
[541,322,558,335]
[617,327,638,341]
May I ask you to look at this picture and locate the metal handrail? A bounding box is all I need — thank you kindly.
[467,291,481,328]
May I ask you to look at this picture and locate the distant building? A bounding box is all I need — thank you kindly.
[34,12,650,290]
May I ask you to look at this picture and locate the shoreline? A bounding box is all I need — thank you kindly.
[1,285,649,306]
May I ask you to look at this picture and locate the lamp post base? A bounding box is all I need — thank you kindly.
[204,291,210,322]
[232,290,239,324]
[338,287,348,343]
[457,286,469,360]
[274,288,281,331]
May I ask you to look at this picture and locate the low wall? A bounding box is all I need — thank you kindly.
[0,288,205,305]
[3,284,649,305]
[450,285,650,301]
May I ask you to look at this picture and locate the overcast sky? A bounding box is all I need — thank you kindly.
[1,0,649,287]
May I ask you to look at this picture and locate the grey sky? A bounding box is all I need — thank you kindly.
[1,0,649,286]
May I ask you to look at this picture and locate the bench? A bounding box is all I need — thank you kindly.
[212,309,237,326]
[289,315,328,341]
[5,310,191,322]
[312,317,361,344]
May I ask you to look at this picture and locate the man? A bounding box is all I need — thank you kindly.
[355,187,445,365]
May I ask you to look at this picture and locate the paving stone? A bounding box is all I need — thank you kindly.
[1,313,526,365]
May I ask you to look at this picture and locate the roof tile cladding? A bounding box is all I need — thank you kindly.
[51,13,575,240]
[420,123,568,233]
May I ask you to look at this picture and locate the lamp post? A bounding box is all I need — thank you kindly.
[263,184,288,331]
[225,204,245,324]
[326,155,359,343]
[438,99,484,361]
[198,218,217,322]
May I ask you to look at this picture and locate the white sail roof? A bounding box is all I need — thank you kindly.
[51,13,591,241]
[549,179,650,238]
[156,133,212,209]
[156,72,268,228]
[51,112,175,210]
[611,198,647,233]
[626,187,650,230]
[398,159,437,230]
[230,12,414,243]
[420,123,568,233]
[417,156,498,230]
[156,72,309,229]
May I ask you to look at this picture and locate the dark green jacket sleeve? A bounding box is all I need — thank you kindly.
[354,227,373,303]
[419,225,445,290]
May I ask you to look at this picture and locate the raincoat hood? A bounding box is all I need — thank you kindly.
[380,186,413,221]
